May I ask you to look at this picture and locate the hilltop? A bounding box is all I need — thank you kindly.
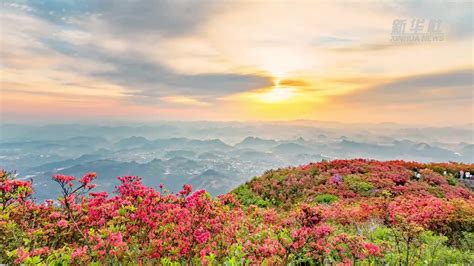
[1,159,473,265]
[233,159,474,209]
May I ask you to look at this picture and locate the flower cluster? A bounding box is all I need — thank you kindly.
[0,170,32,207]
[1,159,473,265]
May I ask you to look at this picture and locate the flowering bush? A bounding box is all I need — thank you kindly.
[0,170,32,207]
[1,159,473,265]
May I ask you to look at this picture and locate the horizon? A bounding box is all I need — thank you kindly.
[1,119,473,129]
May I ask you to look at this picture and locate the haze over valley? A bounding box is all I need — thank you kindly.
[2,121,472,200]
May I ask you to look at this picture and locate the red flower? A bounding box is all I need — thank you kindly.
[363,242,381,256]
[79,172,97,185]
[53,174,75,186]
[180,184,193,196]
[71,246,88,259]
[57,219,68,228]
[49,212,61,219]
[194,228,211,244]
[14,247,29,264]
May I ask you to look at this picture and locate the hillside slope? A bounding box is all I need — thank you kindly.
[1,159,473,265]
[233,159,474,209]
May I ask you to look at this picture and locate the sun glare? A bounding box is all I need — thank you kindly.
[256,79,297,103]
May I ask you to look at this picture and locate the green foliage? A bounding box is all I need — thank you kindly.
[343,175,373,195]
[459,231,474,252]
[308,167,319,177]
[232,184,270,207]
[314,194,338,204]
[160,257,181,266]
[447,175,457,186]
[367,225,474,266]
[223,244,250,266]
[418,231,473,265]
[43,247,70,265]
[273,173,287,182]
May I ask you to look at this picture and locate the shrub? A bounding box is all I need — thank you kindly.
[231,184,270,207]
[343,174,373,195]
[2,160,473,265]
[447,176,457,186]
[314,194,338,204]
[0,170,32,207]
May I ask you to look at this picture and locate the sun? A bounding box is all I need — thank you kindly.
[259,87,296,103]
[256,79,297,103]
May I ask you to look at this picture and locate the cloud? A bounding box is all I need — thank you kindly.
[376,0,473,40]
[1,1,271,104]
[16,0,221,36]
[335,69,473,105]
[94,57,272,99]
[160,96,210,107]
[328,42,400,53]
[1,0,472,124]
[90,0,221,37]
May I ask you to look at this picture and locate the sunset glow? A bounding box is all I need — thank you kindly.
[258,87,296,103]
[0,1,472,125]
[252,79,297,103]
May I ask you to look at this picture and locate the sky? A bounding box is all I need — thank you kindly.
[0,0,473,125]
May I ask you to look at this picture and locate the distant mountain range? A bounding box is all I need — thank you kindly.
[1,123,472,201]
